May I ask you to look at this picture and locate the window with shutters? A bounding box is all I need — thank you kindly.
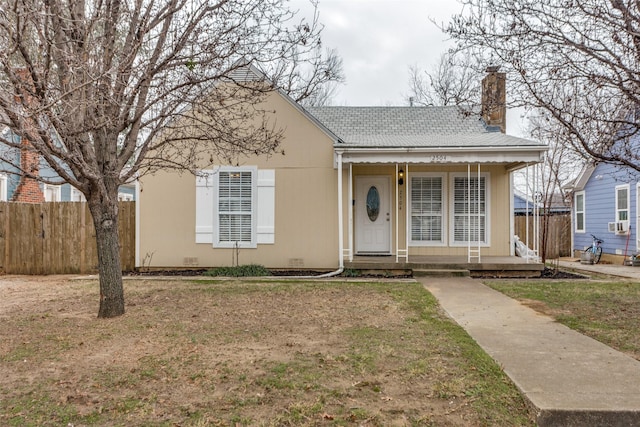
[574,191,585,233]
[410,174,445,245]
[196,166,273,247]
[451,174,489,245]
[217,170,254,246]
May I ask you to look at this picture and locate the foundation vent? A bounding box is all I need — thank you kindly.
[288,258,304,268]
[183,257,199,266]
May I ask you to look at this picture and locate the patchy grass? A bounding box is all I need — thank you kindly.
[0,277,535,426]
[485,278,640,360]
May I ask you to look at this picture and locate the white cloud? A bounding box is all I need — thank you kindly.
[292,0,462,106]
[290,0,527,137]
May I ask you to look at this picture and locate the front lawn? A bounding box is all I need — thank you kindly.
[485,278,640,360]
[0,277,535,426]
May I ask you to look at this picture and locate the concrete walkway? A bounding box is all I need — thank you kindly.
[556,258,640,281]
[420,277,640,427]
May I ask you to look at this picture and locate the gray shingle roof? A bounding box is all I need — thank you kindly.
[305,106,544,148]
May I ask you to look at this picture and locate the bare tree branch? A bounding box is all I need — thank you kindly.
[405,51,482,107]
[445,0,640,171]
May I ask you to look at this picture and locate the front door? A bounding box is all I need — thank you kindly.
[356,176,391,254]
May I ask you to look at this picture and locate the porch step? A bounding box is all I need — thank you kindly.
[412,269,470,278]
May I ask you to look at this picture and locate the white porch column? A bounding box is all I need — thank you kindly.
[509,172,515,256]
[396,163,409,262]
[395,163,399,262]
[467,164,481,263]
[405,163,409,260]
[525,165,530,259]
[348,163,353,261]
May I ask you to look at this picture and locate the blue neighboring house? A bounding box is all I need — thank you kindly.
[0,126,135,202]
[569,162,639,261]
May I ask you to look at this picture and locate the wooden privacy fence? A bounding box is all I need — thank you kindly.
[514,214,571,259]
[0,202,135,274]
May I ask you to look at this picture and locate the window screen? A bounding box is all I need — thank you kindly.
[453,176,486,243]
[411,176,443,242]
[218,171,253,243]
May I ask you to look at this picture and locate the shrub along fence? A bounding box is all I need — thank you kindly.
[514,213,571,260]
[0,201,135,274]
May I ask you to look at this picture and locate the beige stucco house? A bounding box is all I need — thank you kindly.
[136,67,547,273]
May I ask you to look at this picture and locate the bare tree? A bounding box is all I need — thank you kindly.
[516,112,582,262]
[405,51,482,107]
[0,0,343,318]
[272,46,344,107]
[445,0,640,171]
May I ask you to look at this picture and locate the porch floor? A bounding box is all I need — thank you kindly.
[345,255,544,278]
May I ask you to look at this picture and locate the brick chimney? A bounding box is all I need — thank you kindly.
[481,66,506,133]
[11,68,45,203]
[11,139,45,203]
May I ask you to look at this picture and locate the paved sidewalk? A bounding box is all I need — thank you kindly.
[420,277,640,427]
[556,258,640,281]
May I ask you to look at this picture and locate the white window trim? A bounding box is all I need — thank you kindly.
[409,172,447,247]
[43,183,62,202]
[213,166,258,249]
[0,173,7,201]
[448,172,491,247]
[574,190,585,233]
[70,187,86,202]
[615,184,630,222]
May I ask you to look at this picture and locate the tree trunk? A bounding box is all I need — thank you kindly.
[88,199,125,318]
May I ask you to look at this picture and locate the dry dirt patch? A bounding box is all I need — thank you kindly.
[0,276,533,426]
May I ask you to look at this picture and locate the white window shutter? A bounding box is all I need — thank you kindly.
[195,170,215,244]
[256,169,275,244]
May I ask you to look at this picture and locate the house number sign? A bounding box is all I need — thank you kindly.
[430,155,448,162]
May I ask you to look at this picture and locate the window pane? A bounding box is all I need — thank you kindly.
[617,188,628,209]
[366,186,380,221]
[576,194,583,212]
[576,212,584,230]
[453,176,486,242]
[219,171,253,243]
[411,176,443,242]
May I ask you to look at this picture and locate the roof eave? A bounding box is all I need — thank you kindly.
[334,145,547,166]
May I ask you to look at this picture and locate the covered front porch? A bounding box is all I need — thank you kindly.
[335,157,545,273]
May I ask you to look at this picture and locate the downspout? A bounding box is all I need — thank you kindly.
[135,177,141,268]
[348,163,353,262]
[316,151,345,278]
